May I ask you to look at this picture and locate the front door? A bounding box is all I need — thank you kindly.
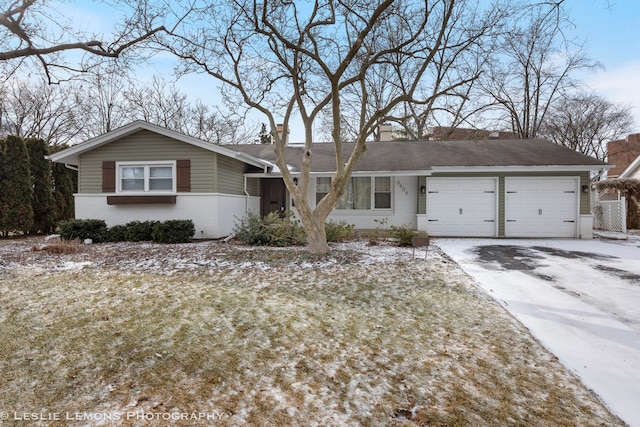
[261,179,287,217]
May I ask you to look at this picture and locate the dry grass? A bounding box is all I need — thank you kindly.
[33,239,83,254]
[0,238,626,426]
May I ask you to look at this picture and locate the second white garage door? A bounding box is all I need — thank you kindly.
[426,178,497,237]
[505,177,578,237]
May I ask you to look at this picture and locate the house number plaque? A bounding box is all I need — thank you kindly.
[396,180,409,196]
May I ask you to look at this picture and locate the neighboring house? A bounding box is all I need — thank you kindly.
[607,133,640,179]
[430,126,517,141]
[618,151,640,180]
[50,120,610,239]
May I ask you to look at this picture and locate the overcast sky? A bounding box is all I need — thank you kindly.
[567,0,640,134]
[64,0,640,140]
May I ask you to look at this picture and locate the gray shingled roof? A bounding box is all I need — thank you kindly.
[230,139,608,173]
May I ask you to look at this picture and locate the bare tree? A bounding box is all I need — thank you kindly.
[0,78,83,145]
[124,76,192,133]
[0,71,252,146]
[0,0,170,83]
[478,2,599,138]
[540,92,634,161]
[75,65,132,138]
[160,0,504,253]
[391,2,509,141]
[123,76,254,144]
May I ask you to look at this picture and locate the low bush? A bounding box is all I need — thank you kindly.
[151,220,195,244]
[59,219,108,243]
[389,225,422,247]
[59,219,195,244]
[125,220,159,242]
[107,224,128,242]
[234,211,306,246]
[325,220,355,242]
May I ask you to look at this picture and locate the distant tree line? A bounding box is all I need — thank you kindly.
[0,136,75,237]
[0,74,256,147]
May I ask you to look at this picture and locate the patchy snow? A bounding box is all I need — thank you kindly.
[435,235,640,427]
[0,236,629,425]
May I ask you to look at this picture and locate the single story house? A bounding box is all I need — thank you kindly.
[49,120,610,239]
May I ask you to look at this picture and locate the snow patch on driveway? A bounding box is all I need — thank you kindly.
[435,237,640,427]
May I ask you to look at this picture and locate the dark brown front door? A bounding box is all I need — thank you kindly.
[261,179,287,217]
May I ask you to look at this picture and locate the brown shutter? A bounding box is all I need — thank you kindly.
[176,160,191,192]
[102,161,116,193]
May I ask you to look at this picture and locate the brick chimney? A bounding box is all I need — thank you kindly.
[276,123,289,145]
[379,124,393,142]
[607,133,640,178]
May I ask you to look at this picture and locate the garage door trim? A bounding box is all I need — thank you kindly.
[504,177,579,238]
[426,177,498,237]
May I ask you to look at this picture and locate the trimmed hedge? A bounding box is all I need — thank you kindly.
[59,219,108,243]
[59,219,194,243]
[125,220,159,242]
[151,220,195,243]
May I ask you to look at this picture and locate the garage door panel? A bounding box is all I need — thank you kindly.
[505,178,577,238]
[427,178,497,237]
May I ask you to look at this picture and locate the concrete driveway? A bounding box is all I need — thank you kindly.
[434,237,640,427]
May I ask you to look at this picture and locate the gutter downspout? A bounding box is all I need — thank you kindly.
[244,175,250,216]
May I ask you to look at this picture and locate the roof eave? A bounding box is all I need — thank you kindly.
[619,155,640,178]
[48,120,271,169]
[430,165,612,173]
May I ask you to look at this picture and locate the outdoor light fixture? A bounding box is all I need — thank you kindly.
[581,185,589,194]
[420,185,426,194]
[293,177,298,185]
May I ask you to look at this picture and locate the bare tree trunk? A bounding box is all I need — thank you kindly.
[304,213,330,255]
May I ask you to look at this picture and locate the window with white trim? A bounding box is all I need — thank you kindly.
[316,177,331,205]
[374,177,391,209]
[316,176,392,210]
[118,162,176,193]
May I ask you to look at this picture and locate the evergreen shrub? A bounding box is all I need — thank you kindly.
[234,211,305,246]
[325,220,355,242]
[125,220,159,241]
[389,225,421,247]
[59,219,108,242]
[107,224,128,242]
[151,220,195,243]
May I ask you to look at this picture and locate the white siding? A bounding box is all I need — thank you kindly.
[75,194,259,239]
[303,175,418,229]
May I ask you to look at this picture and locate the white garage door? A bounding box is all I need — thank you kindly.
[426,178,497,237]
[505,177,578,237]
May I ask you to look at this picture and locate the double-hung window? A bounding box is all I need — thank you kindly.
[118,162,176,193]
[374,177,391,209]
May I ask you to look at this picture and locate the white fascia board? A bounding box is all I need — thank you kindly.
[328,170,432,177]
[619,155,640,178]
[242,169,433,178]
[429,165,612,173]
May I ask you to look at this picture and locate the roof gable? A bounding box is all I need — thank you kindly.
[620,154,640,178]
[49,120,269,169]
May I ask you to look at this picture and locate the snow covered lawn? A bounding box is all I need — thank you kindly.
[0,238,626,426]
